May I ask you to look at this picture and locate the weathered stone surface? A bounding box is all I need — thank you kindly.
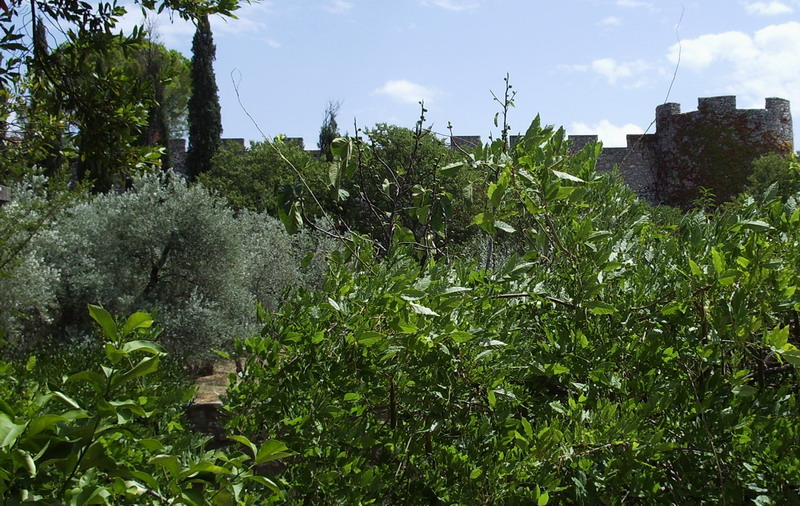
[569,96,794,206]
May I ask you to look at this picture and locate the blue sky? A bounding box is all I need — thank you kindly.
[122,0,800,148]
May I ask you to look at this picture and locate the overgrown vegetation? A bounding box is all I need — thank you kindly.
[2,11,799,497]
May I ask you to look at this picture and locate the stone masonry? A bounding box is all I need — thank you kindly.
[569,96,793,206]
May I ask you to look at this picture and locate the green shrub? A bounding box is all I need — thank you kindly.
[6,172,331,359]
[0,306,289,503]
[224,120,800,503]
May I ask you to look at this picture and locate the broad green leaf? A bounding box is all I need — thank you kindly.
[149,454,180,478]
[551,170,584,183]
[138,439,164,451]
[183,461,233,477]
[494,220,516,233]
[469,467,483,479]
[451,331,474,343]
[688,259,703,278]
[121,311,153,337]
[487,389,496,408]
[229,435,257,456]
[66,371,106,394]
[255,440,293,465]
[409,302,439,316]
[355,331,384,347]
[122,340,165,355]
[710,247,724,275]
[111,356,160,389]
[13,449,35,477]
[26,414,69,438]
[521,418,533,438]
[88,304,117,340]
[0,412,25,448]
[538,490,550,505]
[733,385,758,397]
[343,392,362,401]
[439,161,463,177]
[244,474,281,493]
[765,325,790,349]
[738,220,773,232]
[585,301,617,315]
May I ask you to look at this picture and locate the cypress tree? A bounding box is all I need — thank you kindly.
[186,14,221,179]
[318,100,340,162]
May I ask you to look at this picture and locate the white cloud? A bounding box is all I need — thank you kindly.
[570,120,644,147]
[667,22,800,104]
[324,0,354,14]
[744,1,794,15]
[373,80,440,105]
[590,58,651,86]
[422,0,479,11]
[599,16,621,27]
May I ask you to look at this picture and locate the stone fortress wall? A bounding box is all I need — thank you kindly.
[168,96,793,207]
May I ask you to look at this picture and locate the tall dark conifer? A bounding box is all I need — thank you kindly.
[186,14,221,179]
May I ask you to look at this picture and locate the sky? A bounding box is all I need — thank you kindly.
[119,0,800,148]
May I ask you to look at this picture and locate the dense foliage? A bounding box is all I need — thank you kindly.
[0,173,331,359]
[223,121,800,503]
[186,14,222,180]
[200,139,330,216]
[0,306,288,503]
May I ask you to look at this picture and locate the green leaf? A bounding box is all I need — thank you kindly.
[487,389,497,408]
[111,356,160,389]
[733,385,758,397]
[451,331,474,343]
[439,161,463,177]
[66,371,106,394]
[255,440,293,465]
[244,474,281,493]
[766,325,790,349]
[551,170,584,183]
[521,418,533,438]
[327,298,342,312]
[27,414,69,438]
[538,490,550,505]
[229,435,257,456]
[183,461,233,477]
[0,413,26,448]
[138,439,164,451]
[585,301,617,315]
[688,259,703,278]
[343,392,362,402]
[88,304,117,340]
[710,247,724,275]
[121,311,153,337]
[409,302,439,316]
[121,340,165,355]
[13,449,36,477]
[149,454,180,478]
[738,220,773,232]
[469,467,483,479]
[494,220,516,233]
[356,331,384,347]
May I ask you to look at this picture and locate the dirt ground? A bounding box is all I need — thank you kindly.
[193,360,237,404]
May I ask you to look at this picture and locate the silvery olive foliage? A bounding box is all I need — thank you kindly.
[3,172,331,358]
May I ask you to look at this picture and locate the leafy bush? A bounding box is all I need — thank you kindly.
[224,121,800,503]
[5,172,331,359]
[199,139,330,216]
[0,306,290,503]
